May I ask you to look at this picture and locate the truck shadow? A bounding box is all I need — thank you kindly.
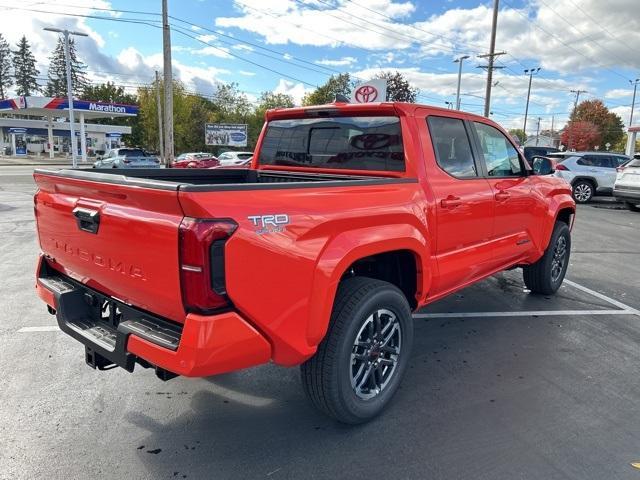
[126,310,569,479]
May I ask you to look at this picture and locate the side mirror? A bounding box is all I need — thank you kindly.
[532,156,554,175]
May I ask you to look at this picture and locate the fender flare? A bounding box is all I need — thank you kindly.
[305,223,431,347]
[539,199,576,253]
[570,175,599,189]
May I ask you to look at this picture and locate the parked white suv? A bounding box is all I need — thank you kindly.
[613,156,640,211]
[217,151,253,167]
[552,152,630,203]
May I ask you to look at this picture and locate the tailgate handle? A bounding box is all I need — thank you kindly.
[72,207,100,234]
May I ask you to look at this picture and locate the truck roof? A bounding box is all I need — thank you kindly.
[265,101,493,124]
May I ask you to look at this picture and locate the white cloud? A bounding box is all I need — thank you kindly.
[191,46,233,59]
[316,56,357,67]
[273,78,311,105]
[605,89,632,99]
[216,0,640,77]
[238,70,256,76]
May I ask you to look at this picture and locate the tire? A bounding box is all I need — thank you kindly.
[625,201,640,212]
[572,180,594,203]
[523,222,571,295]
[301,277,414,424]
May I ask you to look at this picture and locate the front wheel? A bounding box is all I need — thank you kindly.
[523,221,571,295]
[301,277,414,424]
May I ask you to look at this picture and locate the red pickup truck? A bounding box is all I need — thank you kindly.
[34,102,575,423]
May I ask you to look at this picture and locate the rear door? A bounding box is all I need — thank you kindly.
[34,171,186,322]
[421,113,495,295]
[470,120,538,266]
[578,155,615,190]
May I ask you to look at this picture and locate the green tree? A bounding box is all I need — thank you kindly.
[0,33,13,98]
[373,71,419,102]
[254,91,294,118]
[12,36,39,96]
[570,99,624,149]
[302,73,352,106]
[46,37,88,97]
[508,128,527,144]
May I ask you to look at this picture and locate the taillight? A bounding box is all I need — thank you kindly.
[555,163,569,171]
[179,217,238,314]
[616,166,626,172]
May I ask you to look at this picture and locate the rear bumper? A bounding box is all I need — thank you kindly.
[36,256,271,378]
[613,187,640,202]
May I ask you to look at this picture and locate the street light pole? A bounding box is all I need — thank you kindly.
[523,67,540,140]
[629,78,639,127]
[43,27,88,169]
[454,55,469,110]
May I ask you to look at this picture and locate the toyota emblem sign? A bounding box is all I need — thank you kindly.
[350,79,387,104]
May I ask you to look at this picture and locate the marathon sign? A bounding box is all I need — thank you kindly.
[43,98,139,115]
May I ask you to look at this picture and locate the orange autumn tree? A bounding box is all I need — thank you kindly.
[561,121,602,151]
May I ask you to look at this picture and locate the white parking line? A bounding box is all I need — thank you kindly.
[18,326,60,332]
[563,279,638,312]
[413,309,636,319]
[17,280,640,331]
[413,279,640,319]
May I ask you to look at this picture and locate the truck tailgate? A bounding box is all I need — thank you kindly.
[34,170,186,323]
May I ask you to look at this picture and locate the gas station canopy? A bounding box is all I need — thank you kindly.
[0,96,139,160]
[0,96,138,118]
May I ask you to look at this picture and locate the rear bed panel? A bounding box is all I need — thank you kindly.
[34,172,187,323]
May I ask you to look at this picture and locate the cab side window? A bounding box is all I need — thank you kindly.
[474,122,523,177]
[427,116,477,178]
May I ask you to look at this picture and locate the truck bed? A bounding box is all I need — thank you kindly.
[35,168,411,192]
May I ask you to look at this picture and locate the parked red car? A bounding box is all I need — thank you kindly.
[171,152,219,168]
[33,102,575,423]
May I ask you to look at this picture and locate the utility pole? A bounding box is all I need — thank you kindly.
[43,27,88,168]
[551,115,555,146]
[629,78,639,127]
[454,55,469,110]
[155,70,164,165]
[535,117,541,146]
[568,89,587,150]
[162,0,174,167]
[523,67,541,139]
[478,0,504,117]
[571,89,587,112]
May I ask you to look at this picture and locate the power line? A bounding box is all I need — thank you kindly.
[501,0,632,82]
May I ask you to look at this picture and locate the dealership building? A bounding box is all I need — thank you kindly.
[0,96,139,162]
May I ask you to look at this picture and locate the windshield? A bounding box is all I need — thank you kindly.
[258,116,405,172]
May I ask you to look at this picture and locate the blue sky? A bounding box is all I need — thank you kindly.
[2,0,639,134]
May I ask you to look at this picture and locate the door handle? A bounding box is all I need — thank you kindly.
[441,196,462,208]
[495,191,510,201]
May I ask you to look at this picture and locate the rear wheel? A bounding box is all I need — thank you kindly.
[572,180,594,203]
[523,222,571,294]
[301,277,413,424]
[625,201,640,212]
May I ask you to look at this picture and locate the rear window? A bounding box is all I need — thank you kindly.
[119,148,147,157]
[258,116,405,172]
[237,153,253,160]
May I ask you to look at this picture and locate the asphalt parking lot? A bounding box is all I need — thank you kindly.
[1,166,639,480]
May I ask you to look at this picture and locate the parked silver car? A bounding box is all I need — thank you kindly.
[93,148,160,169]
[613,156,640,211]
[552,151,629,203]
